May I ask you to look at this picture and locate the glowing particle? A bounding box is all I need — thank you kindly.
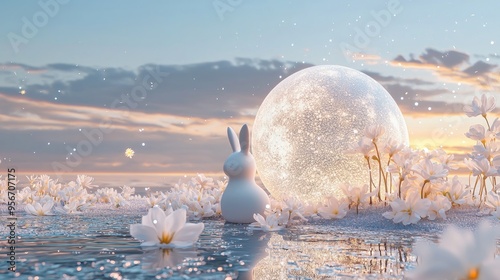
[491,41,495,45]
[125,148,135,158]
[142,143,145,146]
[20,89,26,95]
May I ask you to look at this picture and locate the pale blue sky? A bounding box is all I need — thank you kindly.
[1,1,498,68]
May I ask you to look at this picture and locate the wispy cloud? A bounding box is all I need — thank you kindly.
[391,48,499,90]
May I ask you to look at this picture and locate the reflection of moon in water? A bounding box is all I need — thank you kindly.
[252,65,409,202]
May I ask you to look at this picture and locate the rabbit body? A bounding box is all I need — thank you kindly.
[220,124,270,223]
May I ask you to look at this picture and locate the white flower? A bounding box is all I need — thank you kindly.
[110,194,129,208]
[303,203,321,219]
[409,221,500,280]
[364,124,385,142]
[490,118,500,139]
[384,138,405,157]
[485,191,500,210]
[383,193,430,225]
[443,176,469,206]
[251,213,285,231]
[96,187,118,203]
[463,94,496,117]
[412,159,448,183]
[188,200,215,219]
[349,137,374,158]
[340,184,374,213]
[465,124,487,142]
[191,174,214,189]
[282,196,307,222]
[120,185,135,199]
[318,197,348,219]
[59,199,86,214]
[146,191,165,208]
[130,207,204,248]
[76,175,97,189]
[25,200,55,216]
[472,141,500,161]
[426,195,451,220]
[470,158,497,177]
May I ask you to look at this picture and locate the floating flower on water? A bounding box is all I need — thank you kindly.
[383,193,430,225]
[25,200,55,216]
[463,94,496,118]
[409,221,500,279]
[251,213,286,231]
[125,148,135,158]
[130,206,204,248]
[318,196,348,219]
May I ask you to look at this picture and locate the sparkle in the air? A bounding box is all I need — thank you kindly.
[125,148,135,159]
[252,65,409,202]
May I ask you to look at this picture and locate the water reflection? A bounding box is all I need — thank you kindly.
[126,247,199,271]
[0,211,427,279]
[221,223,271,279]
[253,229,417,279]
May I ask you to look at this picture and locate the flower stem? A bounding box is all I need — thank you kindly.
[398,176,403,199]
[483,115,492,130]
[472,175,480,199]
[421,180,429,199]
[366,157,375,205]
[373,142,388,199]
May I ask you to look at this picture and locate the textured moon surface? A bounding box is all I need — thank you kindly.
[252,65,409,202]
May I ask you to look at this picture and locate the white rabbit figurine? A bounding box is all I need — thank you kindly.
[221,124,270,223]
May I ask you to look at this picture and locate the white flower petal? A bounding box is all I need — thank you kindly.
[170,223,204,247]
[164,208,187,235]
[130,224,158,245]
[25,204,36,215]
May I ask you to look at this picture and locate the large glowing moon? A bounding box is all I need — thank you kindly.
[252,65,409,202]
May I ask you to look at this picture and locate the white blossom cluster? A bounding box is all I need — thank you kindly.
[2,174,136,215]
[143,174,226,220]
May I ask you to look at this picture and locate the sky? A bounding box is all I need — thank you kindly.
[0,0,499,183]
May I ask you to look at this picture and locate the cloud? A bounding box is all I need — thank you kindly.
[0,57,492,175]
[391,48,499,90]
[419,49,469,68]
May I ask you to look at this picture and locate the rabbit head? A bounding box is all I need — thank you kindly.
[223,124,257,178]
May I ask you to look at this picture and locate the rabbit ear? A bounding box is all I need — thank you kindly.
[239,124,250,154]
[227,127,241,152]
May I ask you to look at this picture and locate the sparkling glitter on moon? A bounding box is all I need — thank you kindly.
[252,65,409,202]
